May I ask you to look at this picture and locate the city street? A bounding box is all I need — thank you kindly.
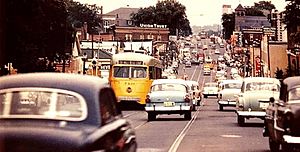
[121,40,269,152]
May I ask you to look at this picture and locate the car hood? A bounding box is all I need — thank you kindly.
[150,91,185,102]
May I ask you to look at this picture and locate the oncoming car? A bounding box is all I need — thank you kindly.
[0,73,137,152]
[236,77,280,126]
[145,79,192,121]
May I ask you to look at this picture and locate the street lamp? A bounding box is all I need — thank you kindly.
[82,53,87,74]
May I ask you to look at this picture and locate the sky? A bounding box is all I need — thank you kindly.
[76,0,288,26]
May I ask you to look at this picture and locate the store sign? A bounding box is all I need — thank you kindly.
[140,24,167,28]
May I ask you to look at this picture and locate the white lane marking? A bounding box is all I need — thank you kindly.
[197,64,203,83]
[123,111,139,118]
[189,65,198,80]
[221,135,242,138]
[168,110,199,152]
[134,121,147,130]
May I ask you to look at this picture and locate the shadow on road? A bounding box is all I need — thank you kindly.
[238,122,264,128]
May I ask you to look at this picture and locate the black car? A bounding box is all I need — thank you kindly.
[0,73,137,152]
[264,76,300,152]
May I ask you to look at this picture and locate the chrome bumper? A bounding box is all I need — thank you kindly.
[218,100,236,106]
[283,135,300,144]
[236,111,266,117]
[145,106,191,111]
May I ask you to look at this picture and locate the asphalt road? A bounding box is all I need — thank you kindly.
[122,39,270,152]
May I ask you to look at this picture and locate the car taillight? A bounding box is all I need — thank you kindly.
[185,94,190,103]
[145,95,151,103]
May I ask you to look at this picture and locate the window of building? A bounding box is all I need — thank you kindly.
[140,34,144,40]
[104,20,109,27]
[157,35,162,41]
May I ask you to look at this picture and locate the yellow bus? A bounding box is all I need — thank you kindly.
[109,52,163,106]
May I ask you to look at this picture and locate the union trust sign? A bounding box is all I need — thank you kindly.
[139,23,167,28]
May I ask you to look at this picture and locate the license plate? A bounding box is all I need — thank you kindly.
[259,102,269,109]
[164,102,175,107]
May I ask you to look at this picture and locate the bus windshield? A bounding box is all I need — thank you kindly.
[113,66,147,78]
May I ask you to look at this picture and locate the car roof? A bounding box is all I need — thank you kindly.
[0,72,110,125]
[283,76,300,91]
[185,80,199,86]
[219,79,242,84]
[242,77,280,84]
[152,79,187,86]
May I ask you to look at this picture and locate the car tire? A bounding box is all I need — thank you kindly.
[184,112,192,120]
[268,138,279,152]
[237,115,245,126]
[147,113,156,121]
[204,95,207,98]
[192,105,196,111]
[197,100,201,106]
[219,105,223,111]
[282,143,293,152]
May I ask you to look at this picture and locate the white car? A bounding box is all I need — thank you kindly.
[217,80,242,111]
[145,79,193,121]
[185,80,202,110]
[236,77,280,126]
[202,82,219,98]
[214,49,220,54]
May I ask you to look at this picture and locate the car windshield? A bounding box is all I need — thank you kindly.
[245,82,279,91]
[0,88,87,121]
[288,88,300,101]
[151,83,187,92]
[224,83,242,89]
[204,83,218,87]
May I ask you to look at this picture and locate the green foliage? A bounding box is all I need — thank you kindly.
[283,1,300,44]
[131,1,192,36]
[65,1,102,34]
[245,7,265,16]
[254,1,275,11]
[221,13,235,40]
[274,67,284,79]
[5,0,101,73]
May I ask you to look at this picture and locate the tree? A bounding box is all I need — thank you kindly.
[5,0,102,73]
[254,1,275,11]
[6,0,69,72]
[283,1,300,45]
[221,13,235,40]
[245,7,265,16]
[65,1,102,34]
[131,1,192,36]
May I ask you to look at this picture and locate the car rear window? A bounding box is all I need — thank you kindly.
[0,87,87,121]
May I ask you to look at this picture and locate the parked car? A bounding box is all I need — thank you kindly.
[217,80,242,111]
[202,82,219,98]
[264,76,300,151]
[185,80,202,110]
[145,79,192,121]
[236,77,280,126]
[0,73,137,152]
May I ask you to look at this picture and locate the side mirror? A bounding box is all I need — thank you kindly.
[269,97,275,103]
